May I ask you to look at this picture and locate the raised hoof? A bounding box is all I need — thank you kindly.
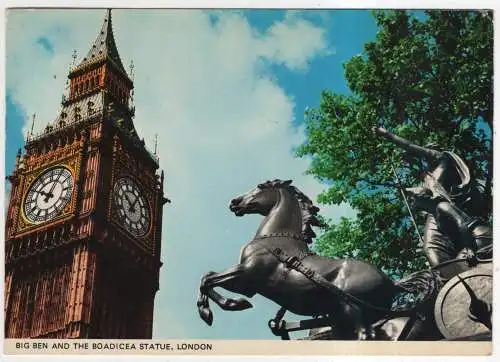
[234,298,253,310]
[199,307,213,326]
[224,298,253,311]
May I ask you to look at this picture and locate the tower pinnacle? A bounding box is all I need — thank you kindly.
[76,8,127,75]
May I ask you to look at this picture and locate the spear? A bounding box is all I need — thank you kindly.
[390,163,425,247]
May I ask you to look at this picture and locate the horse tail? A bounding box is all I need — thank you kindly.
[392,269,443,313]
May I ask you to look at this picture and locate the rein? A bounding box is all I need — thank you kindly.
[255,236,416,317]
[256,235,490,318]
[430,244,493,271]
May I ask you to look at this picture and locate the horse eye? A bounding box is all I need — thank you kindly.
[257,184,264,189]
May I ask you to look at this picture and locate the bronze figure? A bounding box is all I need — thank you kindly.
[196,179,441,340]
[374,126,490,268]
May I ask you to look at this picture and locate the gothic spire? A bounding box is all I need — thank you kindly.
[78,9,127,75]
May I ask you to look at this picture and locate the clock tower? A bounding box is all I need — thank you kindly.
[4,9,169,338]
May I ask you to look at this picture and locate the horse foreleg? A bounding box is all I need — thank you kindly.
[203,264,254,309]
[197,264,254,325]
[197,271,216,325]
[207,289,252,311]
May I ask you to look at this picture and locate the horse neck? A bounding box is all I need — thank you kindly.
[254,188,303,239]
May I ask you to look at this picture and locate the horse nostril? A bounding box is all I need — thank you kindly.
[231,197,242,205]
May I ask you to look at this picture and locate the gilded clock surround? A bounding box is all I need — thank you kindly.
[16,154,81,235]
[23,166,74,224]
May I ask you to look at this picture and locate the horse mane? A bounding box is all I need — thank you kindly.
[260,179,325,243]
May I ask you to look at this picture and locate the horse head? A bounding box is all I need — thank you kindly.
[229,179,291,217]
[230,179,325,243]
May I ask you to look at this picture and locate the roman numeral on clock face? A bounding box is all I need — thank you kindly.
[23,167,74,224]
[113,177,151,237]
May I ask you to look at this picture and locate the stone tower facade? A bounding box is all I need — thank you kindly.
[4,9,168,338]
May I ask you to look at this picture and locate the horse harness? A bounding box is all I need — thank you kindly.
[255,235,414,339]
[254,235,410,316]
[256,234,491,309]
[256,235,492,339]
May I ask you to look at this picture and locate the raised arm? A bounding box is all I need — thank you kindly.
[374,126,443,161]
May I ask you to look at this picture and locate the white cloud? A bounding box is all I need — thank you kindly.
[6,9,104,135]
[6,9,355,339]
[262,15,334,69]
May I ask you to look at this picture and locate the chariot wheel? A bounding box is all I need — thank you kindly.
[434,265,492,340]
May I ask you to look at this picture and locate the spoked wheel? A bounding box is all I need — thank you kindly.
[434,265,492,340]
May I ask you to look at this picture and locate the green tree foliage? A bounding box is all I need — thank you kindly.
[297,10,493,277]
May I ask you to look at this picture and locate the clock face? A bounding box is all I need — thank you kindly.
[24,167,74,224]
[113,177,151,237]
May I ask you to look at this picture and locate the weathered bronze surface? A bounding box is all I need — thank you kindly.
[434,266,492,339]
[197,179,445,340]
[197,176,492,341]
[374,126,491,268]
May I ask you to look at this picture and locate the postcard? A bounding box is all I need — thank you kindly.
[2,6,494,358]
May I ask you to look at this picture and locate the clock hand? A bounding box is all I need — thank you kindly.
[129,197,140,213]
[43,180,58,202]
[124,192,133,205]
[131,195,140,208]
[48,179,58,195]
[124,193,136,212]
[38,189,52,202]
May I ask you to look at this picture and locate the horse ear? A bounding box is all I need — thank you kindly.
[283,179,293,186]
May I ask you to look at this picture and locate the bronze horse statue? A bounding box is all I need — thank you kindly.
[197,179,441,339]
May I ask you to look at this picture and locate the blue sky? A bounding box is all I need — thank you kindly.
[4,9,378,339]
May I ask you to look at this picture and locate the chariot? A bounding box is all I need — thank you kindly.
[197,179,493,341]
